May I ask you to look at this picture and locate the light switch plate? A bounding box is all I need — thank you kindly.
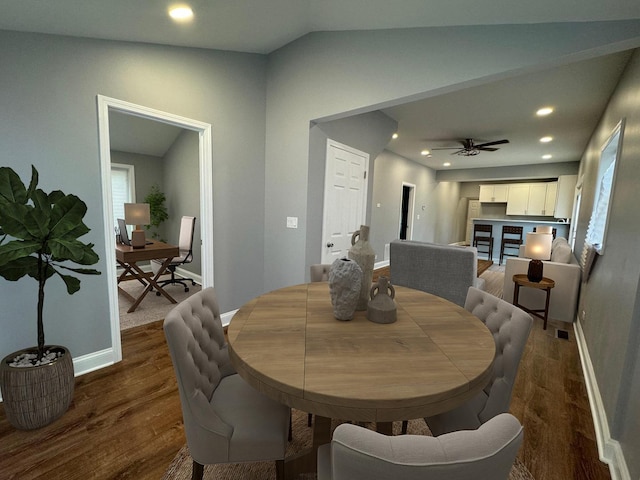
[286,216,298,229]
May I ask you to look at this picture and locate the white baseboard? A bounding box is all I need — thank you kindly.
[574,319,630,480]
[73,348,116,376]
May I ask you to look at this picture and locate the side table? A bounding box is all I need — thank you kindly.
[512,274,555,330]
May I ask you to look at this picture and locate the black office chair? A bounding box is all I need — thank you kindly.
[152,216,197,293]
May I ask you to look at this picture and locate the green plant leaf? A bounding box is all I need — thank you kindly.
[0,240,41,267]
[57,272,81,294]
[0,256,37,280]
[0,203,32,239]
[49,194,88,238]
[0,167,28,205]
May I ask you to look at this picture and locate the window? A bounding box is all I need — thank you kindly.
[584,120,624,255]
[111,163,135,237]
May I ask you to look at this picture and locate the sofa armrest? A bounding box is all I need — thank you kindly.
[503,257,581,323]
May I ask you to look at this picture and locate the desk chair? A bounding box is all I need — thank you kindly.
[164,287,290,480]
[533,226,557,239]
[318,413,523,480]
[152,216,197,293]
[472,224,494,261]
[499,225,523,265]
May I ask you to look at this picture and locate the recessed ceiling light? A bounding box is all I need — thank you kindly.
[542,154,553,160]
[443,162,451,167]
[391,133,398,139]
[421,149,430,156]
[169,5,194,21]
[536,107,554,116]
[540,136,553,143]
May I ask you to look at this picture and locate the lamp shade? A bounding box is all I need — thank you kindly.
[535,225,553,234]
[124,203,150,226]
[524,232,552,260]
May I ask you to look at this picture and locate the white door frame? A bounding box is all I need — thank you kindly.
[97,95,214,364]
[399,182,416,240]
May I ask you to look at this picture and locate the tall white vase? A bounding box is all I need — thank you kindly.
[348,225,375,311]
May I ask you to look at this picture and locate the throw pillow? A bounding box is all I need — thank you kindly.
[551,241,572,263]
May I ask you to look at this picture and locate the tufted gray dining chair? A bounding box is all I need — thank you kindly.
[163,287,290,480]
[423,287,532,436]
[318,413,523,480]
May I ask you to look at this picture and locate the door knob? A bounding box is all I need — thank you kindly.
[326,242,334,248]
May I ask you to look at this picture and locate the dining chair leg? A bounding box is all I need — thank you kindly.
[308,413,313,427]
[401,420,408,435]
[191,460,204,480]
[288,411,293,441]
[275,459,285,480]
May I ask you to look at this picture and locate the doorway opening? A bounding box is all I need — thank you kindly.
[97,95,213,364]
[399,183,415,240]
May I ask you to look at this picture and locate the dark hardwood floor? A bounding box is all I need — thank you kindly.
[0,307,612,479]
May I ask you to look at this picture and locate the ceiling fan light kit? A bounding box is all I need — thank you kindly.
[432,138,509,156]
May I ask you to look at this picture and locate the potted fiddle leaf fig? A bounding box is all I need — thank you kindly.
[0,165,101,430]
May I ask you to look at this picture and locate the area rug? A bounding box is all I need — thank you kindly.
[118,277,202,330]
[162,409,533,480]
[480,264,505,299]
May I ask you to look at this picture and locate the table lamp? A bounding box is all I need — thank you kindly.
[524,232,552,282]
[124,203,150,249]
[535,225,553,234]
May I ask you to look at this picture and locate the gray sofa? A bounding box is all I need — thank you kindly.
[503,236,581,324]
[390,240,485,307]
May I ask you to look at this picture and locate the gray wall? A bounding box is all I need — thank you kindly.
[264,21,640,291]
[573,48,640,478]
[370,150,439,254]
[0,30,267,361]
[163,130,201,276]
[110,150,167,240]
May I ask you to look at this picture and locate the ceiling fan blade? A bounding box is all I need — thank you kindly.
[474,139,509,148]
[477,147,499,152]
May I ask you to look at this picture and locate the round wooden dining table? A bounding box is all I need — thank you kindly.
[227,282,495,478]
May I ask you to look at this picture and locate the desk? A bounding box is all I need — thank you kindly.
[512,274,555,330]
[115,241,179,313]
[227,283,495,478]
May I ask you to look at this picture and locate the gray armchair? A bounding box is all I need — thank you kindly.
[318,413,523,480]
[163,287,290,480]
[424,287,532,436]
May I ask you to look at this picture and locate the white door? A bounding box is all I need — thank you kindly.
[466,199,481,245]
[321,140,369,264]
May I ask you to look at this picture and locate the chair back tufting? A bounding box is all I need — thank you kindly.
[464,287,532,423]
[164,287,235,460]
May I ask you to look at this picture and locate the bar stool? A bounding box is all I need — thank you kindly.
[472,224,493,261]
[533,226,557,239]
[499,225,523,265]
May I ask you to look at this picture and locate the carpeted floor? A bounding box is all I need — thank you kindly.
[118,276,202,330]
[162,409,533,480]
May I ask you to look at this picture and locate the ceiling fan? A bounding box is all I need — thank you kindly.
[431,138,509,156]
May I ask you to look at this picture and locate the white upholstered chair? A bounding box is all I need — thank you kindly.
[318,413,523,480]
[424,287,532,436]
[163,287,290,480]
[310,263,332,282]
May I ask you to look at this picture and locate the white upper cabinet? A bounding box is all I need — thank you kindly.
[506,182,558,216]
[554,175,578,219]
[479,184,509,203]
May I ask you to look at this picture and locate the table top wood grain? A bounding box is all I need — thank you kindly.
[227,282,495,422]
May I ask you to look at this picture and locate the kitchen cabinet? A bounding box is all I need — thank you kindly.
[506,182,558,216]
[554,175,578,219]
[479,184,509,203]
